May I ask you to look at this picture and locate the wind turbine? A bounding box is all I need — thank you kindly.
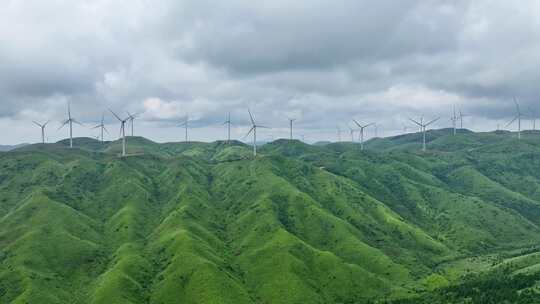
[223,112,232,143]
[451,106,458,136]
[244,109,269,157]
[529,107,536,131]
[127,111,142,137]
[59,102,82,148]
[348,125,355,142]
[109,109,129,157]
[409,116,440,152]
[507,97,525,140]
[92,114,109,143]
[288,118,296,140]
[33,120,50,144]
[458,110,466,129]
[352,119,374,151]
[178,114,190,142]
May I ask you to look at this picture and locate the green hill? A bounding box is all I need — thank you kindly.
[2,130,540,303]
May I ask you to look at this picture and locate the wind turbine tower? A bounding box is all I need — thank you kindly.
[529,107,536,131]
[33,120,49,144]
[244,109,269,157]
[59,102,82,148]
[352,119,374,151]
[459,110,466,129]
[127,111,142,137]
[348,126,355,142]
[451,106,458,136]
[178,114,190,142]
[110,109,129,157]
[507,97,525,140]
[92,114,109,143]
[288,118,296,140]
[409,116,440,152]
[223,112,232,143]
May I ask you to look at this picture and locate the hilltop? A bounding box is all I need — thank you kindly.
[2,129,540,303]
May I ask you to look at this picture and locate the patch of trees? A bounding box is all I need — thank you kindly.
[387,271,540,304]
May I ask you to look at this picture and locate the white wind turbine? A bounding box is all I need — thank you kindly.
[409,116,440,152]
[244,109,269,157]
[352,119,374,151]
[288,118,296,140]
[127,111,142,137]
[223,112,232,143]
[507,97,525,140]
[92,114,109,143]
[348,125,355,142]
[33,120,50,144]
[451,106,458,136]
[178,114,190,142]
[109,109,129,156]
[529,107,536,131]
[458,110,466,129]
[59,102,82,148]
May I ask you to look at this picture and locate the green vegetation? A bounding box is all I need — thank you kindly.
[1,130,540,303]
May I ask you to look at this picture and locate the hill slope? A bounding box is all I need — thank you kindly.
[2,131,540,303]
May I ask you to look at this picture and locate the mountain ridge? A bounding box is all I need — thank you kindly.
[2,129,540,303]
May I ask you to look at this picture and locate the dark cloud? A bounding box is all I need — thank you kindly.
[0,0,539,144]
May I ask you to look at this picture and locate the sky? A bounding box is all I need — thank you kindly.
[1,0,540,144]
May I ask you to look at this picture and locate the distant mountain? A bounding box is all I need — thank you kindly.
[313,140,332,146]
[0,143,28,151]
[2,130,540,303]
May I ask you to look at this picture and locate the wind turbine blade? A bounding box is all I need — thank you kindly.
[514,96,520,113]
[352,119,362,128]
[33,121,42,127]
[72,119,83,126]
[506,116,519,127]
[409,118,422,127]
[103,126,110,134]
[91,125,101,129]
[248,108,255,125]
[242,126,255,139]
[44,120,50,127]
[425,117,440,127]
[109,109,123,122]
[365,122,375,128]
[58,120,69,130]
[257,125,270,129]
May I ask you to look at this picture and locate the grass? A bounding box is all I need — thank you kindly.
[1,130,540,302]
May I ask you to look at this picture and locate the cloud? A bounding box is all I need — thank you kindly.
[1,0,540,144]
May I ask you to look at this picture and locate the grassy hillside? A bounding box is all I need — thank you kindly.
[1,130,540,303]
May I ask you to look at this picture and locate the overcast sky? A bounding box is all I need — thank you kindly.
[1,0,540,144]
